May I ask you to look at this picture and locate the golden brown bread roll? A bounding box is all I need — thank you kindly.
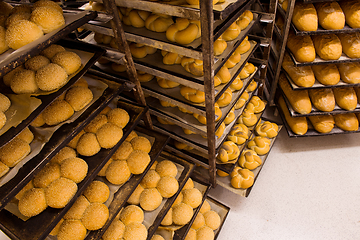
[180,86,205,103]
[214,66,231,86]
[239,62,256,79]
[33,163,60,189]
[255,121,279,138]
[76,132,101,156]
[130,136,151,153]
[127,184,144,205]
[139,188,162,211]
[246,96,266,113]
[292,3,318,31]
[51,51,81,75]
[155,160,178,177]
[25,55,50,71]
[0,138,31,168]
[334,113,359,131]
[312,34,342,60]
[36,63,68,92]
[161,50,183,65]
[224,107,235,124]
[96,123,123,149]
[172,202,193,225]
[126,150,150,175]
[238,149,262,170]
[230,75,243,91]
[287,32,316,63]
[225,51,241,69]
[337,33,360,58]
[18,188,47,217]
[81,202,109,230]
[129,43,157,58]
[235,36,251,55]
[123,222,147,240]
[15,179,33,201]
[308,88,335,112]
[278,96,308,135]
[337,62,360,84]
[182,188,202,208]
[213,37,227,56]
[217,141,240,163]
[42,99,74,126]
[0,93,11,113]
[33,0,63,14]
[45,177,77,208]
[120,205,144,225]
[282,53,315,87]
[145,14,173,32]
[236,10,253,30]
[64,195,90,220]
[216,88,232,107]
[191,212,205,230]
[156,77,180,89]
[247,136,271,155]
[181,57,204,76]
[230,166,254,189]
[57,219,87,240]
[11,69,38,94]
[222,22,241,41]
[339,0,360,28]
[0,26,8,54]
[84,114,107,133]
[107,108,130,128]
[122,9,150,28]
[235,91,249,109]
[203,210,221,230]
[237,108,257,127]
[308,115,335,133]
[157,176,179,198]
[166,18,201,45]
[140,169,160,188]
[311,64,340,85]
[102,220,125,240]
[137,71,154,82]
[30,6,65,34]
[315,2,345,30]
[333,87,358,110]
[41,44,66,59]
[279,74,312,114]
[5,20,43,50]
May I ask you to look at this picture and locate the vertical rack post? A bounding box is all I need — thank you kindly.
[102,0,153,129]
[199,1,216,186]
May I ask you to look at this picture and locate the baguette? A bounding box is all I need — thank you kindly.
[282,53,315,87]
[278,96,308,135]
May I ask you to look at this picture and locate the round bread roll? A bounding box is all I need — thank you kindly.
[127,184,144,205]
[227,123,249,145]
[221,22,241,41]
[161,208,173,225]
[6,12,31,28]
[155,160,178,177]
[0,93,11,113]
[200,199,211,214]
[106,108,130,128]
[15,180,34,201]
[333,87,358,111]
[42,99,74,126]
[81,202,109,230]
[172,202,193,225]
[197,226,215,240]
[112,141,133,161]
[0,138,30,167]
[314,2,345,30]
[64,195,90,220]
[334,113,359,131]
[96,122,123,149]
[76,132,101,156]
[30,112,45,127]
[84,114,107,133]
[130,136,151,153]
[230,167,254,189]
[65,87,93,111]
[0,26,9,54]
[106,160,131,185]
[203,210,221,230]
[60,157,88,183]
[312,34,342,60]
[308,115,335,133]
[183,178,194,190]
[171,193,183,209]
[11,69,38,94]
[123,222,148,240]
[127,150,151,175]
[156,176,179,198]
[141,169,160,189]
[192,212,205,230]
[255,121,279,138]
[238,149,262,170]
[120,205,144,225]
[51,51,81,75]
[125,131,138,142]
[50,147,76,165]
[182,188,202,208]
[102,220,125,240]
[184,228,196,240]
[139,188,163,211]
[57,220,87,240]
[25,55,50,71]
[45,177,77,208]
[3,65,24,87]
[33,0,63,14]
[36,63,68,91]
[41,44,66,59]
[166,18,201,45]
[5,20,43,49]
[217,141,240,163]
[30,6,65,34]
[83,180,110,203]
[18,188,47,217]
[337,62,360,84]
[33,162,60,188]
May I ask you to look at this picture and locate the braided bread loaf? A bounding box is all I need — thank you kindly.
[122,9,150,28]
[247,136,271,155]
[239,62,256,79]
[238,149,262,170]
[145,14,174,32]
[137,71,154,82]
[255,121,279,138]
[224,107,235,125]
[235,36,251,55]
[216,88,233,107]
[166,18,201,45]
[193,103,222,124]
[156,77,180,89]
[245,96,265,113]
[215,122,226,138]
[181,57,204,76]
[225,51,241,69]
[246,80,257,92]
[237,108,257,127]
[236,10,253,30]
[235,91,249,109]
[227,123,249,144]
[214,37,227,56]
[214,66,231,86]
[180,86,205,103]
[217,141,240,163]
[161,50,183,65]
[230,75,243,91]
[129,43,157,58]
[221,22,241,41]
[230,167,254,189]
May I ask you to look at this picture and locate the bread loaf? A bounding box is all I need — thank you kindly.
[216,88,232,107]
[221,22,241,41]
[166,18,201,45]
[315,2,345,30]
[308,115,335,133]
[239,62,255,79]
[213,37,227,56]
[161,50,183,65]
[235,36,251,55]
[287,31,316,63]
[312,34,342,60]
[236,10,253,30]
[145,14,173,32]
[311,64,340,85]
[180,86,205,103]
[214,66,231,85]
[308,88,335,112]
[339,0,360,28]
[333,87,358,110]
[122,9,150,28]
[292,3,318,31]
[334,113,359,131]
[225,51,241,68]
[337,33,360,58]
[279,74,312,114]
[278,96,308,135]
[217,141,240,163]
[282,53,315,87]
[337,62,360,84]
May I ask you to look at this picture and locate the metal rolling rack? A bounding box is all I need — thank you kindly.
[83,0,277,185]
[267,0,360,137]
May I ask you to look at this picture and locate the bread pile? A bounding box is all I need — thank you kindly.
[98,134,152,185]
[49,180,110,240]
[102,204,148,240]
[126,159,179,211]
[0,0,65,52]
[0,127,33,178]
[160,178,203,226]
[0,93,11,131]
[14,145,88,218]
[2,44,82,94]
[183,199,222,240]
[63,106,130,157]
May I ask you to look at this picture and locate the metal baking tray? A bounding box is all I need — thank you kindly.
[83,131,172,240]
[0,99,149,240]
[0,10,97,78]
[0,39,106,148]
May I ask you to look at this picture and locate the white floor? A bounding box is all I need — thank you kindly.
[1,128,360,239]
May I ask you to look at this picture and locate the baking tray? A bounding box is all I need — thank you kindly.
[0,10,97,78]
[0,72,135,211]
[83,130,172,240]
[0,38,106,148]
